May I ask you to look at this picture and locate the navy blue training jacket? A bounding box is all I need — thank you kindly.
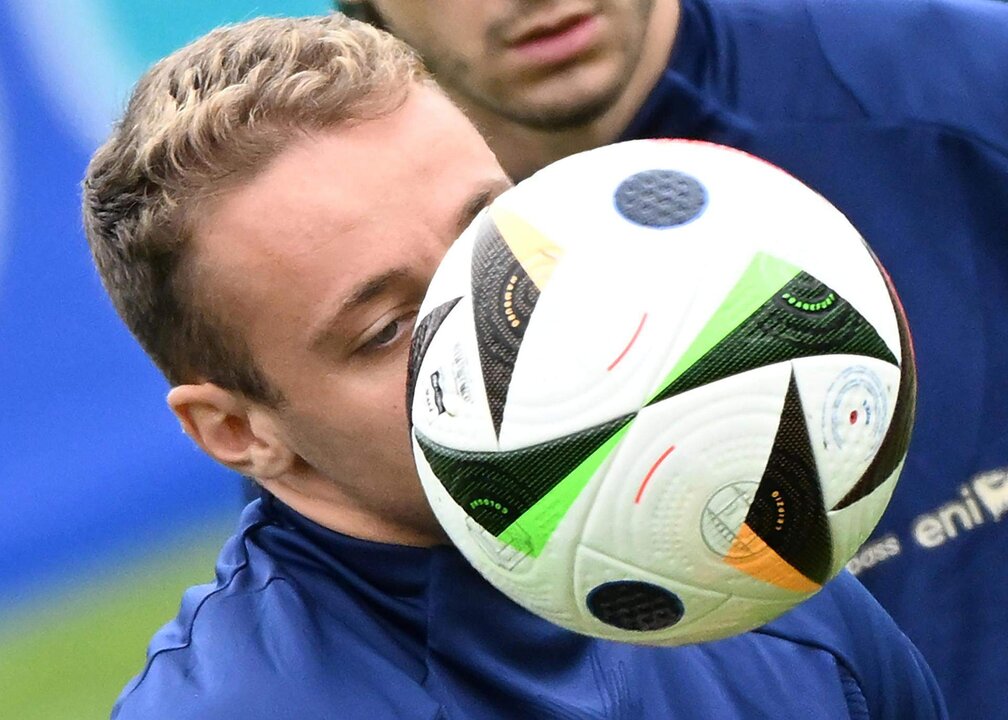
[616,0,1007,717]
[112,495,944,719]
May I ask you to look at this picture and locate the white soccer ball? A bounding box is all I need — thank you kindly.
[407,139,915,645]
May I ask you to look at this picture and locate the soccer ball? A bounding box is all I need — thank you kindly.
[407,139,915,645]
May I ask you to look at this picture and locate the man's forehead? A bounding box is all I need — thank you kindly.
[201,93,467,220]
[187,87,506,308]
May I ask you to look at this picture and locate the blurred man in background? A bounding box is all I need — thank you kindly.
[338,0,1008,716]
[84,13,945,720]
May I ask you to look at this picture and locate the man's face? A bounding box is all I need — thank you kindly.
[193,85,510,537]
[368,0,656,129]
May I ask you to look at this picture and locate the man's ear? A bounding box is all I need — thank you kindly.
[166,383,297,480]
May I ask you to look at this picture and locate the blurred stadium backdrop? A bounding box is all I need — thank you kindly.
[0,3,331,718]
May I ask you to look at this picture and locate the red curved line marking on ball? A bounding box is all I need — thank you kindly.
[634,444,676,504]
[607,312,648,371]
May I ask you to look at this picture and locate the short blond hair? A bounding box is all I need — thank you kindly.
[82,14,427,402]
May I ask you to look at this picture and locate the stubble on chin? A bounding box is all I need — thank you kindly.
[431,20,650,131]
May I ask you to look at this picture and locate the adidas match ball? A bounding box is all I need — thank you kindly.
[407,139,915,645]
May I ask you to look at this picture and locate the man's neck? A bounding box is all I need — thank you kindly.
[259,471,450,548]
[467,1,680,181]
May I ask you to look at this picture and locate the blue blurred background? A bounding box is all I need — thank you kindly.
[0,3,330,718]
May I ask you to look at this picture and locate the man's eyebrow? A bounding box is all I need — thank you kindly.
[309,268,409,350]
[341,267,410,314]
[456,178,513,236]
[310,179,512,352]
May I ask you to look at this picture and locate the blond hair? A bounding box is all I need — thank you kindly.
[82,14,427,402]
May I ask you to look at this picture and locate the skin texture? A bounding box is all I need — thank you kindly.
[364,0,681,179]
[167,86,511,546]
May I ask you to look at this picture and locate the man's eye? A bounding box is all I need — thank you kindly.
[362,313,417,352]
[372,321,401,346]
